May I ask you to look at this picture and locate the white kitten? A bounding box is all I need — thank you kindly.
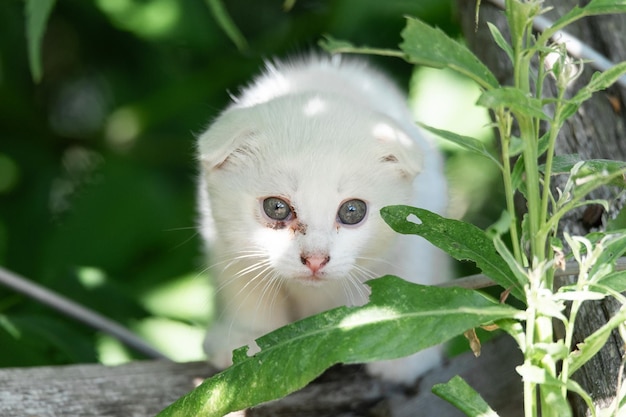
[197,55,449,384]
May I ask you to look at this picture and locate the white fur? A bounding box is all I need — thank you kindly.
[197,55,449,384]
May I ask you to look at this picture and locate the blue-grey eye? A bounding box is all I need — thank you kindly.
[337,199,367,225]
[263,197,292,221]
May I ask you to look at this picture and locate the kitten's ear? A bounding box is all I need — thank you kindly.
[197,107,258,170]
[372,120,424,179]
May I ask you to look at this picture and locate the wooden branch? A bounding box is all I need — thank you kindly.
[0,336,523,417]
[0,266,169,360]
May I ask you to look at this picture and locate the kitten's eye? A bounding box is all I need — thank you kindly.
[337,199,367,225]
[262,197,292,221]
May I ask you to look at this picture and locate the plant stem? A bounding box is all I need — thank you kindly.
[520,113,543,261]
[509,5,552,416]
[498,109,524,265]
[560,298,582,395]
[538,89,565,290]
[523,284,538,417]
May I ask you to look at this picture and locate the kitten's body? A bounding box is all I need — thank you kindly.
[198,55,448,383]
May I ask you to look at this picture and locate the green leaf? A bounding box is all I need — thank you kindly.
[380,206,526,302]
[319,35,404,58]
[157,276,520,416]
[570,165,626,201]
[516,364,573,417]
[566,307,626,376]
[542,154,582,174]
[417,122,502,169]
[606,206,626,231]
[282,0,296,12]
[511,154,527,196]
[477,87,549,120]
[0,315,20,339]
[486,210,513,238]
[589,233,626,280]
[543,156,626,188]
[528,341,569,363]
[487,22,514,64]
[432,375,500,417]
[25,0,56,82]
[493,235,528,289]
[497,319,526,351]
[550,163,626,231]
[584,0,626,13]
[204,0,248,52]
[537,131,551,157]
[535,369,596,417]
[509,135,525,157]
[0,314,98,366]
[399,17,499,90]
[548,0,626,37]
[562,62,626,119]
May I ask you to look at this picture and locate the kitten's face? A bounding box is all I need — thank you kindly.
[200,93,421,288]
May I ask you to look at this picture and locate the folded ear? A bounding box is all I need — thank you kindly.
[372,119,424,179]
[197,107,259,171]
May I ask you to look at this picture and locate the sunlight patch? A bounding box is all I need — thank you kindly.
[372,122,413,147]
[77,266,107,289]
[105,106,142,149]
[339,306,400,330]
[303,96,326,116]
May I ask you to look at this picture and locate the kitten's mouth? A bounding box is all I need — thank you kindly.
[297,274,325,286]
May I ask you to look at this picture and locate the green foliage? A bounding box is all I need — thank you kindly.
[433,376,499,417]
[544,0,626,37]
[24,0,56,82]
[204,0,248,52]
[158,276,519,416]
[417,122,502,168]
[399,17,499,89]
[380,205,526,301]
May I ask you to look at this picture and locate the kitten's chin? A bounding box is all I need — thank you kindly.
[293,274,326,287]
[292,271,351,288]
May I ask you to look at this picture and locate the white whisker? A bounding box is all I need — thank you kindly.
[224,263,275,337]
[339,276,357,306]
[255,271,284,326]
[352,262,378,281]
[348,273,370,303]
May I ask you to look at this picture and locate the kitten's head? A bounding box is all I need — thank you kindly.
[198,93,423,288]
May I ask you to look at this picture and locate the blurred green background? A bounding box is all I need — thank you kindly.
[0,0,502,367]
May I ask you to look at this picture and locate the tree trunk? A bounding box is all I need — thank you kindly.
[457,1,626,415]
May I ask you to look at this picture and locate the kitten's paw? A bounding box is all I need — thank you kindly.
[203,321,257,369]
[366,346,442,385]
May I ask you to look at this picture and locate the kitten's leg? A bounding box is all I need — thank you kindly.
[204,278,293,369]
[204,320,262,368]
[365,227,450,383]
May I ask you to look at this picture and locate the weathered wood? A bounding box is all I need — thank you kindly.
[457,1,626,415]
[0,336,523,416]
[0,360,216,417]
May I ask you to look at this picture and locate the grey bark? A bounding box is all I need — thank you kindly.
[0,336,523,417]
[457,1,626,415]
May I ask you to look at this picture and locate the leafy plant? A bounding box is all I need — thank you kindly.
[24,0,56,82]
[158,1,626,416]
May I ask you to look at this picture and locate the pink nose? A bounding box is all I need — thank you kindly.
[300,254,330,274]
